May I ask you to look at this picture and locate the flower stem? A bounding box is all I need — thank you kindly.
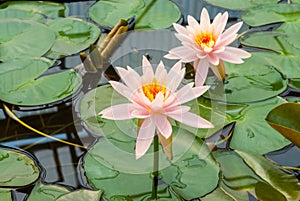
[151,134,159,199]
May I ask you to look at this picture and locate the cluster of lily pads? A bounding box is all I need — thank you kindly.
[0,0,300,201]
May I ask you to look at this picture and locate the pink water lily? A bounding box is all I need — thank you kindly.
[165,8,251,86]
[99,56,213,159]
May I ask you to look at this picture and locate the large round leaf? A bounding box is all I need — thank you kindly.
[57,189,102,201]
[0,19,56,62]
[0,58,82,106]
[0,147,40,187]
[289,78,300,89]
[242,4,300,26]
[230,97,291,154]
[0,8,45,22]
[81,85,219,200]
[0,1,68,18]
[0,189,12,201]
[46,18,101,58]
[204,54,287,103]
[204,0,277,10]
[88,0,181,30]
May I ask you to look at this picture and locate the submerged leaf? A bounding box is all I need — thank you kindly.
[88,0,181,30]
[236,150,300,201]
[0,148,40,187]
[46,17,101,58]
[0,19,56,62]
[266,102,300,148]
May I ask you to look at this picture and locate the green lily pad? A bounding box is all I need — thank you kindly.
[0,58,82,106]
[242,4,300,26]
[266,102,300,148]
[204,0,277,11]
[26,182,70,201]
[236,150,300,201]
[46,17,101,58]
[201,187,236,201]
[230,97,291,154]
[88,0,181,30]
[204,54,287,103]
[0,189,12,201]
[0,8,45,22]
[0,1,68,18]
[0,148,40,187]
[0,19,56,62]
[57,189,103,201]
[289,78,300,89]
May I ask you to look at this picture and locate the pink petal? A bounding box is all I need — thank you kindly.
[199,8,211,32]
[164,53,181,60]
[164,105,190,115]
[195,59,209,86]
[136,118,156,159]
[169,46,198,63]
[153,114,172,139]
[216,47,251,64]
[187,15,200,33]
[207,53,220,66]
[214,12,228,37]
[155,61,167,83]
[216,22,243,48]
[151,92,164,111]
[173,23,188,35]
[131,109,150,119]
[168,112,214,128]
[116,67,140,90]
[109,81,132,99]
[174,85,210,106]
[142,56,154,83]
[210,65,223,80]
[175,33,194,45]
[99,103,136,120]
[167,61,185,91]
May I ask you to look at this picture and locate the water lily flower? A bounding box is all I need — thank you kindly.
[165,8,251,86]
[99,56,213,159]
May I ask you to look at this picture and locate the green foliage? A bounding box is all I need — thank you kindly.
[89,0,181,30]
[0,148,40,187]
[204,0,277,10]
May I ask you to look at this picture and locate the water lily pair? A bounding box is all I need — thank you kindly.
[99,8,251,159]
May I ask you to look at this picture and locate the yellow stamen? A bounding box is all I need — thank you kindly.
[195,31,216,50]
[142,78,166,102]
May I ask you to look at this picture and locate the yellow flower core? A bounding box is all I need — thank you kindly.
[195,31,216,49]
[142,78,166,102]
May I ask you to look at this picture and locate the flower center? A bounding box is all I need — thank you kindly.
[142,78,166,102]
[195,31,216,50]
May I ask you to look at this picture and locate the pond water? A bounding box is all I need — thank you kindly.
[1,0,300,201]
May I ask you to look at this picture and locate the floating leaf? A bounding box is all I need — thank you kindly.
[88,0,181,30]
[0,189,12,201]
[0,58,82,106]
[201,187,236,201]
[0,19,56,62]
[81,85,219,200]
[255,182,287,201]
[26,182,70,201]
[236,150,300,201]
[266,102,300,148]
[242,4,300,26]
[0,1,68,18]
[46,17,101,58]
[204,55,287,103]
[230,97,291,154]
[289,78,300,89]
[204,0,277,10]
[0,147,40,187]
[57,189,103,201]
[0,8,45,22]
